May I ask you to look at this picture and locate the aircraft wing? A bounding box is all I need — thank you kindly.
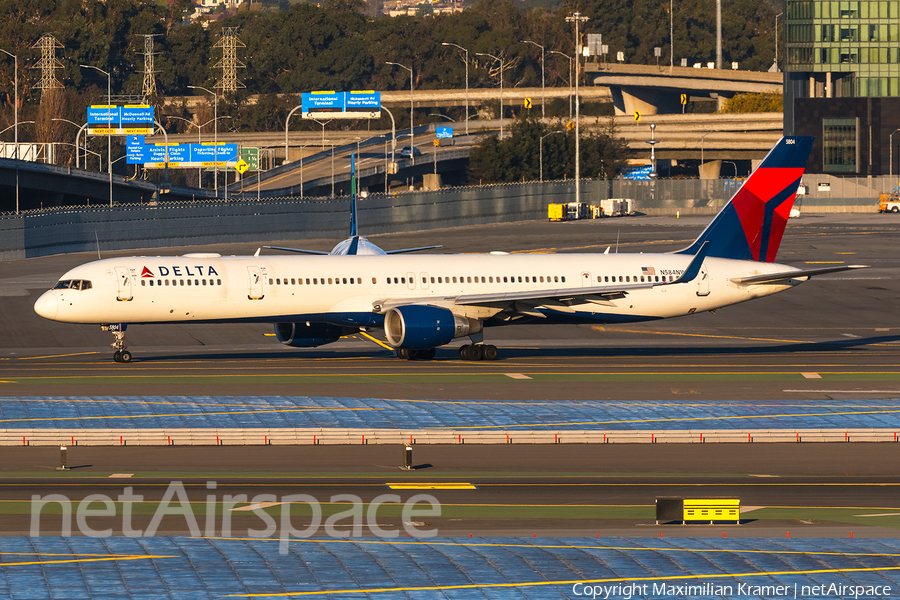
[379,242,711,315]
[730,264,867,284]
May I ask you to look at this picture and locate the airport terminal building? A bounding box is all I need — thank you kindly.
[784,0,900,174]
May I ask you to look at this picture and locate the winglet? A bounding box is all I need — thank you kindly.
[665,241,710,285]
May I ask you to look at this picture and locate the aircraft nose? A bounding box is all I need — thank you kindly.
[34,291,58,320]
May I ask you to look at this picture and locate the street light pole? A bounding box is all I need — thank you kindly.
[476,52,504,140]
[890,129,900,178]
[0,49,18,213]
[549,51,573,120]
[188,86,218,197]
[566,12,589,205]
[386,62,415,164]
[80,64,113,206]
[522,40,545,119]
[51,119,87,169]
[441,43,469,135]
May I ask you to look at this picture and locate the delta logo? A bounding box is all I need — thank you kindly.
[141,265,220,277]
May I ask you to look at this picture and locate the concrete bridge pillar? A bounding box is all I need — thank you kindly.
[699,160,722,179]
[610,86,682,116]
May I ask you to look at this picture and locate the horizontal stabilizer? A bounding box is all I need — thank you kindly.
[385,245,443,254]
[263,246,329,255]
[731,264,868,284]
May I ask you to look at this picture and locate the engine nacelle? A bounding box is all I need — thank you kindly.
[274,322,355,348]
[384,305,482,350]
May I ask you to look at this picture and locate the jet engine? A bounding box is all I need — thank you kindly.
[384,305,482,350]
[274,322,357,347]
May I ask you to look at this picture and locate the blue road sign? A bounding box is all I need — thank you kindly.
[436,126,454,139]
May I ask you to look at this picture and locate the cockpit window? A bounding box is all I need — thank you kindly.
[53,279,92,290]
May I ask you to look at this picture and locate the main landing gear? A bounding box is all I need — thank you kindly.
[396,348,437,360]
[106,328,132,363]
[458,344,499,361]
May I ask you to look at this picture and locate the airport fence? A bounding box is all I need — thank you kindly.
[0,175,885,260]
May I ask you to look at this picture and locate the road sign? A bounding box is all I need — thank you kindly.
[240,147,259,170]
[634,111,641,121]
[88,105,154,135]
[235,159,249,174]
[433,139,440,147]
[566,121,574,131]
[301,91,381,119]
[524,98,532,109]
[435,126,453,139]
[680,93,687,105]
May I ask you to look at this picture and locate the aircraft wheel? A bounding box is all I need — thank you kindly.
[407,349,421,360]
[113,351,122,363]
[420,348,436,360]
[464,344,484,361]
[482,345,499,361]
[119,350,133,363]
[458,345,470,360]
[396,348,410,359]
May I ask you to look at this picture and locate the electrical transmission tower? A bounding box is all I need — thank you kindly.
[213,27,245,94]
[139,34,160,100]
[31,34,64,97]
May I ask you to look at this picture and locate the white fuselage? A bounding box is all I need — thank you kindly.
[34,252,801,328]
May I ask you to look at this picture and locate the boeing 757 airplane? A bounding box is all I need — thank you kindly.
[34,136,863,363]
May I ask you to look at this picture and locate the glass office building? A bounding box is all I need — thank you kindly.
[784,0,900,174]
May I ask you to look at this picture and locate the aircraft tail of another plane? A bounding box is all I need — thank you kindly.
[678,136,813,262]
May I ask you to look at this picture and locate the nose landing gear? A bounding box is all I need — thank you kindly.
[103,324,132,363]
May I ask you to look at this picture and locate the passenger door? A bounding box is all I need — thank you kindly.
[696,265,710,296]
[248,266,265,300]
[114,266,133,301]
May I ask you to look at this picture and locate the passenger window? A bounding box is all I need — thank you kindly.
[554,276,558,283]
[640,276,644,282]
[328,278,333,284]
[343,278,347,284]
[269,278,273,285]
[481,277,486,283]
[335,278,340,285]
[489,277,493,283]
[291,278,295,285]
[401,277,406,284]
[467,277,472,283]
[394,277,399,284]
[142,280,147,287]
[188,280,193,286]
[518,276,522,282]
[313,278,318,285]
[503,277,508,283]
[371,278,376,284]
[539,276,544,283]
[202,279,207,286]
[438,277,442,283]
[452,277,457,283]
[561,276,565,283]
[626,276,630,282]
[217,279,221,285]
